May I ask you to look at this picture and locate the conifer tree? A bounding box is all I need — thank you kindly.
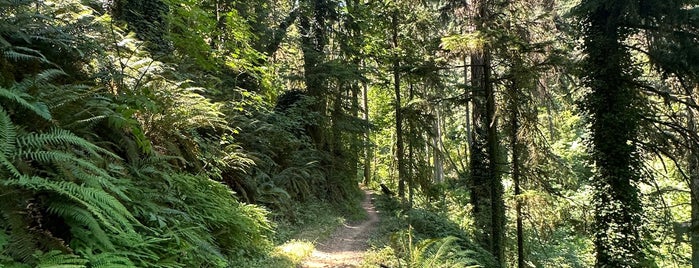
[575,0,646,266]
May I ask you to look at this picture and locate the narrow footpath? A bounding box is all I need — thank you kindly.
[299,190,379,268]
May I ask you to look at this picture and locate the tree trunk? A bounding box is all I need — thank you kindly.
[408,83,415,207]
[485,49,504,267]
[510,83,525,268]
[464,56,472,159]
[579,1,645,266]
[468,0,503,264]
[433,108,444,183]
[299,0,329,150]
[363,63,372,185]
[688,91,699,268]
[392,12,406,200]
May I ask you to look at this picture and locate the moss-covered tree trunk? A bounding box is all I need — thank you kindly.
[578,1,646,266]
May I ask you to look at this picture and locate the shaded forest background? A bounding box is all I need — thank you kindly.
[1,0,699,267]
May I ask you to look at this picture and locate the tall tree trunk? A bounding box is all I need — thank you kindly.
[392,11,406,200]
[510,83,525,268]
[350,83,360,174]
[363,62,372,185]
[688,91,699,268]
[408,83,415,207]
[464,56,472,159]
[299,0,329,150]
[331,85,343,155]
[469,0,503,264]
[578,1,645,266]
[433,108,444,183]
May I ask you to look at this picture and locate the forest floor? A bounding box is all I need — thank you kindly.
[298,190,379,268]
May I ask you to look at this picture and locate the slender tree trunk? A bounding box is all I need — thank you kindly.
[433,108,444,183]
[408,83,415,207]
[363,63,372,185]
[464,56,472,159]
[331,85,343,155]
[350,83,360,175]
[546,104,555,140]
[688,92,699,267]
[510,83,525,268]
[211,0,221,49]
[392,12,406,200]
[469,38,490,268]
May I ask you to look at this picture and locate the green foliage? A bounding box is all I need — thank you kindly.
[364,195,496,267]
[0,1,284,267]
[390,232,485,268]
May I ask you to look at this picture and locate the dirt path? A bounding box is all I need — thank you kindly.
[299,190,379,268]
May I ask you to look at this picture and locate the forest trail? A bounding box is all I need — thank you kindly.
[298,190,379,268]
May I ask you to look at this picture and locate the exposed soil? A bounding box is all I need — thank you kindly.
[298,190,379,268]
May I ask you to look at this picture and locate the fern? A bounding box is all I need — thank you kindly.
[0,107,18,177]
[4,176,137,235]
[85,253,134,268]
[3,47,50,64]
[46,202,114,251]
[16,128,94,152]
[35,251,87,268]
[0,86,51,120]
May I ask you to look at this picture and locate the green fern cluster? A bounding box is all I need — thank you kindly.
[0,1,277,267]
[368,196,496,268]
[0,80,143,266]
[389,231,485,268]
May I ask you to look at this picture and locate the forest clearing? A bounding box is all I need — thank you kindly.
[2,0,699,267]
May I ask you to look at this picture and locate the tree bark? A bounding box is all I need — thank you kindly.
[468,0,503,264]
[510,82,525,268]
[433,108,444,183]
[299,0,329,149]
[392,12,406,200]
[408,83,415,207]
[688,90,699,268]
[363,67,372,185]
[579,1,645,266]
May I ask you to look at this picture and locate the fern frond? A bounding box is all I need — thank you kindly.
[0,86,51,120]
[174,226,227,263]
[42,84,92,110]
[46,202,114,251]
[0,107,17,152]
[19,150,113,180]
[35,69,67,83]
[86,253,134,268]
[0,35,10,47]
[4,176,137,235]
[50,162,131,202]
[18,128,120,159]
[3,47,49,64]
[0,107,19,177]
[35,250,87,268]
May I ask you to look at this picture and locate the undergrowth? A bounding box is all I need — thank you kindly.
[362,193,496,268]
